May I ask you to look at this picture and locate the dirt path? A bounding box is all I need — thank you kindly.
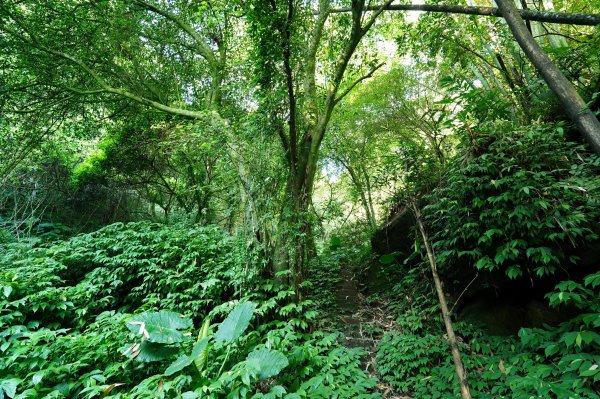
[334,267,407,399]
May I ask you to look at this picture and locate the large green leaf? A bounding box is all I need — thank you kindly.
[127,311,192,344]
[122,341,179,363]
[0,378,20,399]
[379,254,395,265]
[215,302,255,344]
[164,338,210,376]
[246,348,288,380]
[194,319,211,372]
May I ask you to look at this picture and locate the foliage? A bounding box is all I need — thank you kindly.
[376,331,448,393]
[70,119,233,224]
[426,123,600,279]
[0,222,382,398]
[1,1,600,398]
[376,270,600,398]
[245,349,289,381]
[215,302,256,344]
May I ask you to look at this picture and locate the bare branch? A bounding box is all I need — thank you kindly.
[303,0,330,107]
[327,4,600,26]
[8,95,75,114]
[361,0,395,36]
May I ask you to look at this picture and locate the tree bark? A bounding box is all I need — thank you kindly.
[410,201,472,399]
[495,0,600,155]
[361,163,377,229]
[337,158,376,229]
[271,0,393,295]
[328,4,600,26]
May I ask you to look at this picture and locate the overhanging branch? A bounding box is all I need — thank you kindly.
[132,0,217,64]
[334,62,385,105]
[2,21,205,120]
[328,4,600,26]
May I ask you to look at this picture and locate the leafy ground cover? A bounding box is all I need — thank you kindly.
[0,223,379,399]
[2,125,599,399]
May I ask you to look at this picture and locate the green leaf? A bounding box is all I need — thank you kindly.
[580,364,599,377]
[215,302,255,344]
[194,320,211,372]
[127,311,192,344]
[32,370,45,385]
[200,278,220,291]
[0,379,20,398]
[544,344,559,357]
[563,332,578,348]
[123,341,179,363]
[506,266,522,279]
[165,338,210,376]
[269,386,286,396]
[474,256,492,270]
[2,285,12,298]
[379,254,396,265]
[246,348,289,381]
[584,272,600,288]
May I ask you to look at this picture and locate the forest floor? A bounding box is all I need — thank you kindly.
[334,267,407,399]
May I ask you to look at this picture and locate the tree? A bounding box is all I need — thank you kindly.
[495,0,600,154]
[247,0,393,292]
[0,0,394,288]
[324,66,452,230]
[2,0,599,292]
[334,1,600,154]
[329,3,600,26]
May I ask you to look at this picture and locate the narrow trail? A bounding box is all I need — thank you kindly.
[334,266,408,399]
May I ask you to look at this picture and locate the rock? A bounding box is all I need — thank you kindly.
[371,207,415,255]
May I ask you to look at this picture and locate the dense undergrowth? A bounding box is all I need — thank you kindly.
[0,222,379,399]
[3,188,597,397]
[2,125,600,399]
[427,123,600,280]
[372,123,600,398]
[376,267,600,398]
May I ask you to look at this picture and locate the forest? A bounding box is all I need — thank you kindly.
[1,0,599,398]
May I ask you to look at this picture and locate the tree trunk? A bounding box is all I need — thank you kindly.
[273,169,316,300]
[495,0,600,155]
[410,201,472,399]
[341,160,376,229]
[361,164,377,229]
[271,0,393,295]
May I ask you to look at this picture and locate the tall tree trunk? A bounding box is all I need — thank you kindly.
[410,200,472,399]
[339,159,376,229]
[495,0,600,155]
[361,164,377,229]
[273,167,317,299]
[271,0,393,296]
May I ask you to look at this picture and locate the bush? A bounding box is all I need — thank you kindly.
[426,123,600,279]
[0,222,382,399]
[375,271,600,398]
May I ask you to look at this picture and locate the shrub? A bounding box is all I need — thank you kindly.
[0,222,382,399]
[426,123,600,279]
[375,271,600,398]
